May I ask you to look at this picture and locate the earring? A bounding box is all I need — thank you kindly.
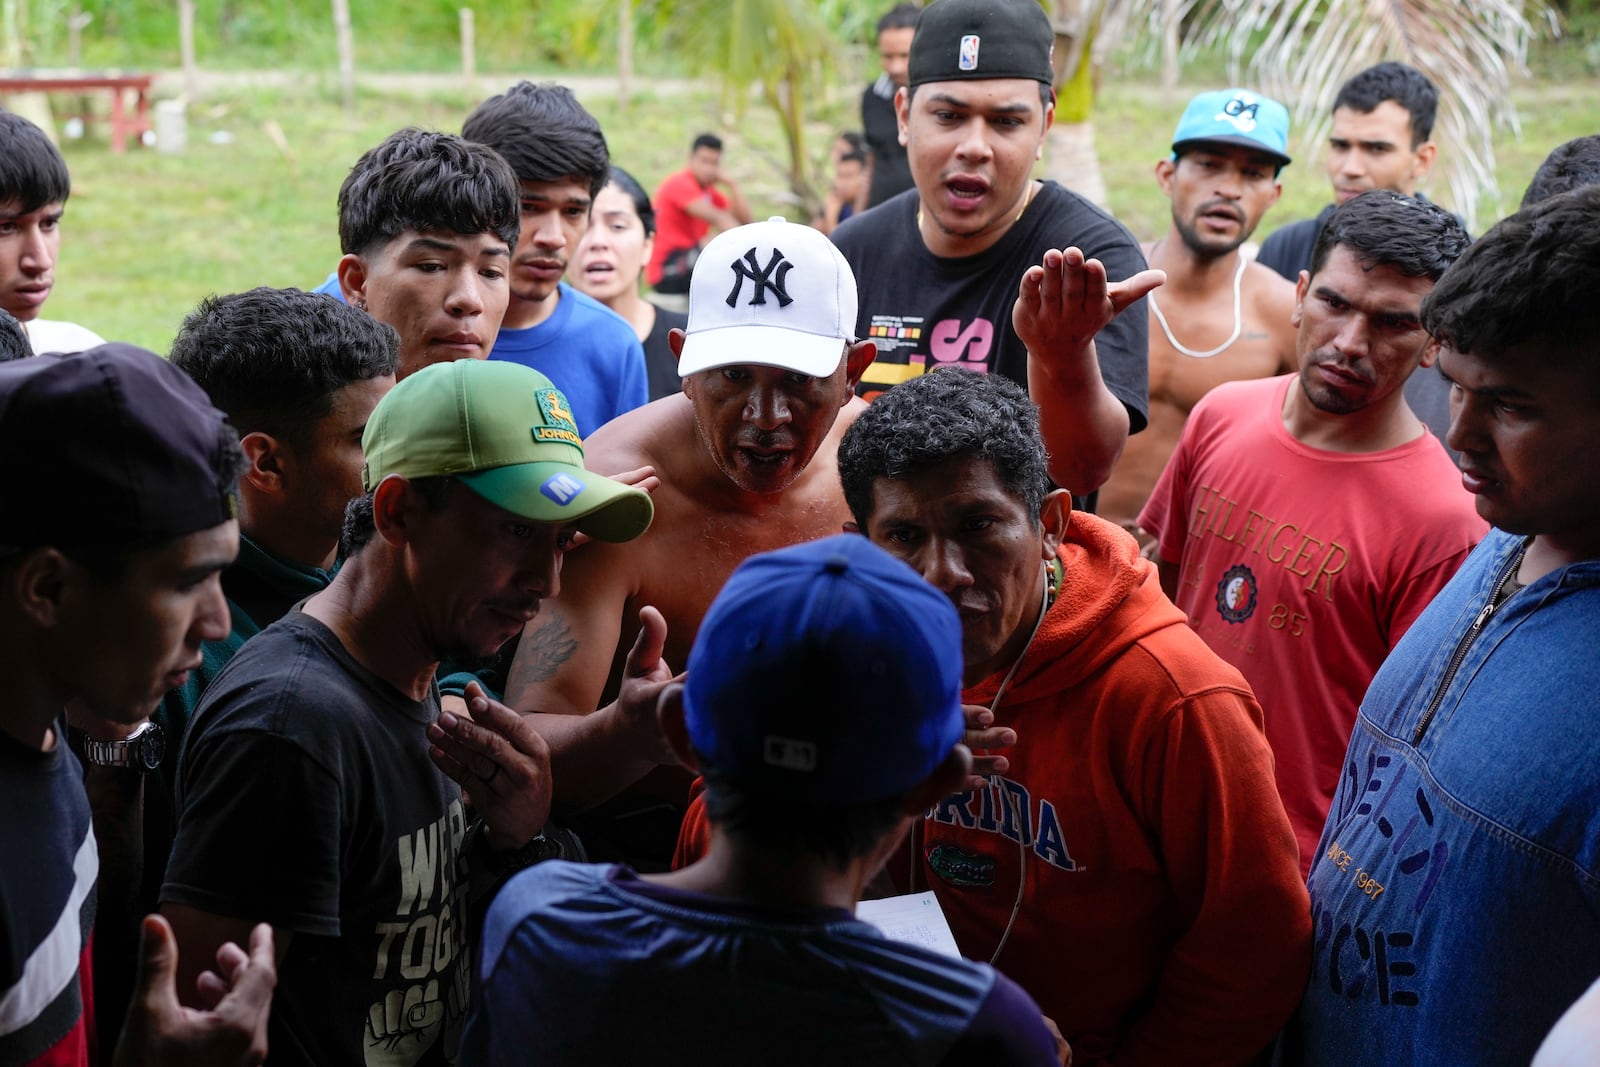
[356,298,368,311]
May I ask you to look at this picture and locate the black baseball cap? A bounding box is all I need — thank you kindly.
[0,343,240,550]
[907,0,1056,89]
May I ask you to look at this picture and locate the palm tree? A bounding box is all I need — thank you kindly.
[1046,0,1544,228]
[583,0,845,214]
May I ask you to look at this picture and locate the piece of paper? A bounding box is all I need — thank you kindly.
[855,891,963,958]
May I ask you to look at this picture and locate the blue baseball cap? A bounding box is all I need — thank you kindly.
[1171,88,1292,168]
[684,534,965,806]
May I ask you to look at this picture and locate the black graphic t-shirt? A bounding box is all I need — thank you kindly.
[164,611,469,1067]
[832,180,1150,434]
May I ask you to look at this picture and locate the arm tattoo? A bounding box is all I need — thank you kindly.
[518,616,579,684]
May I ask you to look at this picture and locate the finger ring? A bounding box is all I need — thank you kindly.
[484,762,501,785]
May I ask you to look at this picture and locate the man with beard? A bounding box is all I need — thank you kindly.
[1098,89,1298,536]
[1139,191,1485,873]
[462,81,648,436]
[503,217,876,868]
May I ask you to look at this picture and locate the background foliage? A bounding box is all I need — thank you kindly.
[6,0,1598,351]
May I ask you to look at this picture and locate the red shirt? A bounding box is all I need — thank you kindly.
[647,168,728,286]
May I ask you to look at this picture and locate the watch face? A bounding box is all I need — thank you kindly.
[136,723,165,772]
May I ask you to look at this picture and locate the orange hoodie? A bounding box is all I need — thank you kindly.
[911,513,1308,1066]
[673,515,1309,1065]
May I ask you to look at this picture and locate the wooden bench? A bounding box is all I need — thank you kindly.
[0,73,154,153]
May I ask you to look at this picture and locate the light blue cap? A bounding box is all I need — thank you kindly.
[1171,88,1291,168]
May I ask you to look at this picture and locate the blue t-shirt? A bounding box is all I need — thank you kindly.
[488,284,648,438]
[312,271,341,298]
[463,861,1058,1066]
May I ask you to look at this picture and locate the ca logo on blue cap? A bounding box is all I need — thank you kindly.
[540,472,584,506]
[1217,94,1260,133]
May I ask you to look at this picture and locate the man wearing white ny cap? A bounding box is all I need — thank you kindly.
[505,217,876,868]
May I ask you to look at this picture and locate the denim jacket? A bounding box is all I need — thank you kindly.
[1283,528,1600,1065]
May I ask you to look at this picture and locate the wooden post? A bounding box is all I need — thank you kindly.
[331,0,355,114]
[617,0,633,111]
[460,8,475,97]
[178,0,199,100]
[2,0,23,67]
[68,3,83,67]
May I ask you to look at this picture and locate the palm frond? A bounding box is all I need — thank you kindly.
[1185,0,1542,228]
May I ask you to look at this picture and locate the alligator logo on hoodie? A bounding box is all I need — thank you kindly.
[927,843,996,889]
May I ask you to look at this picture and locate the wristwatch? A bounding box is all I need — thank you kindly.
[467,819,554,882]
[73,720,165,773]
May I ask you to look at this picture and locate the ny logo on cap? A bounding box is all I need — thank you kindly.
[726,247,795,309]
[959,34,980,71]
[1217,94,1260,133]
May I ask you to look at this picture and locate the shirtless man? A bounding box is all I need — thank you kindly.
[1099,89,1298,534]
[504,216,875,866]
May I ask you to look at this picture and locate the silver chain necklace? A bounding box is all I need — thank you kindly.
[1147,251,1246,359]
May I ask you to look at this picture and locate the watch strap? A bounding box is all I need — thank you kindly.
[72,721,161,771]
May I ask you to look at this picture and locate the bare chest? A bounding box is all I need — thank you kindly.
[624,486,856,667]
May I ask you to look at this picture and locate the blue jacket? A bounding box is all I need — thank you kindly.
[1283,528,1600,1065]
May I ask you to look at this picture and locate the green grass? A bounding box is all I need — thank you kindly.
[38,69,1600,354]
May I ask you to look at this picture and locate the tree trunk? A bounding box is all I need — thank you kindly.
[459,8,475,97]
[1046,0,1105,207]
[1044,119,1106,207]
[330,0,355,114]
[1160,0,1180,102]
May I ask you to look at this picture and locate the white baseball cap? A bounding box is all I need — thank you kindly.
[677,216,859,378]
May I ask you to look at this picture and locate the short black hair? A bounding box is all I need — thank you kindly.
[1333,62,1438,147]
[697,761,906,869]
[0,111,71,212]
[1423,185,1600,366]
[462,82,610,199]
[169,288,399,444]
[1521,135,1600,209]
[0,309,28,363]
[339,476,454,557]
[691,133,723,154]
[1308,190,1469,282]
[606,166,656,237]
[877,2,922,36]
[838,367,1050,529]
[337,127,521,257]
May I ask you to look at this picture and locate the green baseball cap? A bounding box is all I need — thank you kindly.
[361,359,653,543]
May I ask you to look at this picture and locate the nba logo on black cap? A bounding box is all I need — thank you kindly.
[959,34,980,70]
